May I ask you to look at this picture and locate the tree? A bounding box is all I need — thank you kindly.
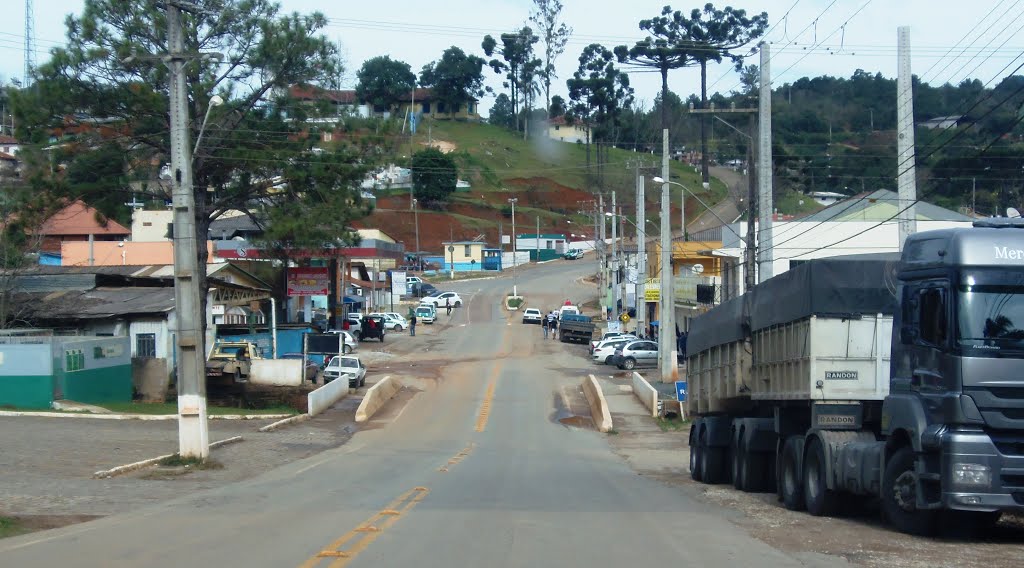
[529,0,573,118]
[676,3,768,183]
[12,0,377,318]
[615,6,694,134]
[482,28,540,133]
[489,93,515,129]
[419,46,487,116]
[355,56,416,115]
[567,44,634,185]
[549,94,566,118]
[411,147,458,207]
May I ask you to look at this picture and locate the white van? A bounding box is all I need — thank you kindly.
[415,304,436,324]
[558,305,580,320]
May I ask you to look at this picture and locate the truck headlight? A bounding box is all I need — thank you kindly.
[952,463,992,488]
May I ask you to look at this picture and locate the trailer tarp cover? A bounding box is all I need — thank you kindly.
[688,255,899,354]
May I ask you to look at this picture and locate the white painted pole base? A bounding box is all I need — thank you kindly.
[178,393,210,459]
[661,349,680,384]
[513,285,517,296]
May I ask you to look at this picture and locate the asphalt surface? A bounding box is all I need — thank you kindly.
[0,258,839,567]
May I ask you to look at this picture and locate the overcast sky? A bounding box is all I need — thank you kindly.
[2,1,1022,111]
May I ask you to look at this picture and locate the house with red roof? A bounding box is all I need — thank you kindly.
[36,200,131,264]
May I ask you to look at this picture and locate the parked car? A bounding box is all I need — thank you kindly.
[323,355,366,387]
[590,331,636,354]
[280,353,319,382]
[422,291,463,308]
[591,338,635,365]
[326,329,358,353]
[613,340,660,370]
[369,312,406,331]
[205,341,262,382]
[359,315,386,342]
[410,282,439,298]
[563,249,584,260]
[415,304,436,324]
[522,308,543,324]
[343,312,363,335]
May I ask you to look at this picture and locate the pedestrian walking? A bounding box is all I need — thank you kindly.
[550,314,558,341]
[410,313,417,336]
[541,313,549,339]
[446,298,452,316]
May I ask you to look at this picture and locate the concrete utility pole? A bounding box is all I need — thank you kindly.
[757,43,774,283]
[413,199,420,270]
[167,2,209,459]
[619,207,628,317]
[659,129,677,383]
[598,194,606,314]
[896,26,918,250]
[509,197,518,295]
[636,176,647,337]
[611,190,617,316]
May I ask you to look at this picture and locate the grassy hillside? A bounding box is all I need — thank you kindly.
[365,120,731,254]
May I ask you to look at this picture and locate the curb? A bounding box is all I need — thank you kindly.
[0,410,294,421]
[92,436,245,479]
[259,413,311,432]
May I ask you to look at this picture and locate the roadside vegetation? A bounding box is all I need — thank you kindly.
[98,402,297,416]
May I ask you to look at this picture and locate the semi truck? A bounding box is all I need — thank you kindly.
[686,220,1024,535]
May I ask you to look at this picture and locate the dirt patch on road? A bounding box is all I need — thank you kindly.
[608,414,1024,568]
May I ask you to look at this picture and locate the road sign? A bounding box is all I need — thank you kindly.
[619,313,630,323]
[675,381,687,402]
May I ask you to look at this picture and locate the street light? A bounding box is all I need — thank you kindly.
[412,198,420,271]
[652,177,742,233]
[192,94,223,162]
[509,197,518,296]
[606,211,648,337]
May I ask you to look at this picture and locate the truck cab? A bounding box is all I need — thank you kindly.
[206,341,262,383]
[883,220,1024,523]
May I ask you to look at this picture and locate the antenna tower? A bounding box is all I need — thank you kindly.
[24,0,35,86]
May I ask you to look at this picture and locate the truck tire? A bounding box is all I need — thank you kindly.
[804,438,840,516]
[882,446,937,536]
[690,434,704,482]
[701,434,728,484]
[781,436,805,511]
[731,434,744,490]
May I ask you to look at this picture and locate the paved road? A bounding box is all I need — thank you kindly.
[0,261,838,567]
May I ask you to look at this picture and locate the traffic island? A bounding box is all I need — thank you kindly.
[505,295,524,310]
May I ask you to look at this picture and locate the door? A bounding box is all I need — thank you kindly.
[637,341,659,366]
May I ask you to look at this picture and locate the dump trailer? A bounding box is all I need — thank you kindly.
[686,221,1024,535]
[558,314,595,344]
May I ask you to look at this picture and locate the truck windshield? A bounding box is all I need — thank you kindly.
[958,284,1024,352]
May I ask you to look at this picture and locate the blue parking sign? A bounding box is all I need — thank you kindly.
[675,381,687,402]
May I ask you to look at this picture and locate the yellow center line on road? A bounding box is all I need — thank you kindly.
[438,442,475,472]
[474,378,497,432]
[298,486,430,568]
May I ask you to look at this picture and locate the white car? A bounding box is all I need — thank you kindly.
[590,331,636,353]
[369,312,408,331]
[326,330,358,353]
[323,355,366,387]
[422,291,463,308]
[592,337,637,365]
[522,308,543,324]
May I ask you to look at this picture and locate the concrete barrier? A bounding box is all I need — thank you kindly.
[355,375,400,423]
[250,359,304,386]
[583,374,613,433]
[307,377,350,417]
[632,372,658,417]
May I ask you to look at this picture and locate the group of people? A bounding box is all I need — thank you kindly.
[541,311,560,340]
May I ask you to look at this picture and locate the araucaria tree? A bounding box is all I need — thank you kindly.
[13,0,379,305]
[567,44,634,186]
[529,0,573,118]
[482,27,540,133]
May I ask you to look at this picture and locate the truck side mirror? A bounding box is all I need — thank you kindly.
[900,327,918,344]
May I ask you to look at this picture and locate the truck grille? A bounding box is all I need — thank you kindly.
[965,387,1024,430]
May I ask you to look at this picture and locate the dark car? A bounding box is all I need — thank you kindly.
[280,353,319,382]
[412,282,439,298]
[359,315,386,342]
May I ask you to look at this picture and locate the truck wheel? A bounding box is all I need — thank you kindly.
[701,434,727,484]
[882,446,937,536]
[781,436,806,511]
[804,438,840,516]
[622,357,636,370]
[731,434,745,490]
[690,433,704,482]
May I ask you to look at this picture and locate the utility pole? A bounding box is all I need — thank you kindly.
[659,129,677,383]
[536,216,540,259]
[509,198,518,295]
[619,206,628,319]
[413,199,420,270]
[611,191,617,317]
[636,176,647,337]
[757,43,774,283]
[167,1,209,459]
[973,178,977,214]
[896,26,918,250]
[598,194,606,314]
[687,103,757,291]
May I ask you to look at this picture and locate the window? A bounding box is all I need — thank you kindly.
[919,288,947,346]
[464,244,471,256]
[322,132,333,142]
[468,103,475,113]
[546,240,553,249]
[437,102,447,113]
[136,333,157,358]
[143,221,152,227]
[422,102,430,113]
[555,125,561,131]
[455,103,462,113]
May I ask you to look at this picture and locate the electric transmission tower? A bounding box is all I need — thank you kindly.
[24,0,35,86]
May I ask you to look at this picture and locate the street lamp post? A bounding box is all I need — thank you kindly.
[509,197,518,296]
[413,198,420,270]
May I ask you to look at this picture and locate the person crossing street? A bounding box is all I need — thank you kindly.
[549,314,558,341]
[541,313,549,339]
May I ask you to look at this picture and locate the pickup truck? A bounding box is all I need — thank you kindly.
[558,314,595,344]
[206,341,262,383]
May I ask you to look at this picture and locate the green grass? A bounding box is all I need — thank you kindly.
[157,454,224,470]
[0,517,27,539]
[656,415,691,432]
[98,402,297,416]
[507,297,524,308]
[775,188,825,216]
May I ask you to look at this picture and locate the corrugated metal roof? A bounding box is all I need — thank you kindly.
[20,287,177,320]
[797,189,972,223]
